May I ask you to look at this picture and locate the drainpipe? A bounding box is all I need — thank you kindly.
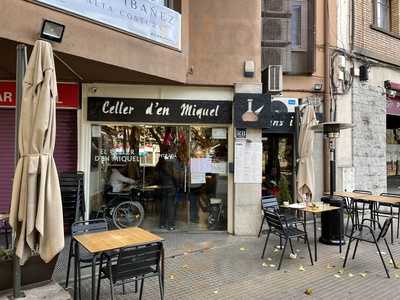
[324,0,332,194]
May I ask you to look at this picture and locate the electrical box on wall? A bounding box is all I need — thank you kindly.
[359,65,369,81]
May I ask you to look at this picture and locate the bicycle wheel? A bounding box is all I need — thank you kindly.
[112,201,145,228]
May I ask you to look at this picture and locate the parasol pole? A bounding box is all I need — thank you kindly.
[12,43,27,299]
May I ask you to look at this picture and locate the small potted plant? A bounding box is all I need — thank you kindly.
[0,247,58,291]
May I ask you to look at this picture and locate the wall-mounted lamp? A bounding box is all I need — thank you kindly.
[244,60,255,78]
[313,83,323,91]
[40,20,65,43]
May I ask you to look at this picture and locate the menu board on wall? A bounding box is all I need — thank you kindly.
[234,141,262,183]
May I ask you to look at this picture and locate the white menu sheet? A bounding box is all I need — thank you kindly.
[190,158,212,173]
[234,141,262,183]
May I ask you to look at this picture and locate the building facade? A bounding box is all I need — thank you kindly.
[335,0,400,195]
[0,0,265,235]
[261,0,336,202]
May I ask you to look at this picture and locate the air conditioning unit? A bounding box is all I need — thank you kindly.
[268,65,283,93]
[271,97,298,113]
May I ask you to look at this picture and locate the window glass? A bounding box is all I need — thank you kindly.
[376,0,390,31]
[291,5,302,48]
[291,1,307,51]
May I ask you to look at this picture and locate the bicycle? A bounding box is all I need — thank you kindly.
[207,197,226,230]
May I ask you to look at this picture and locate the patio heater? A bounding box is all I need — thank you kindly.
[311,122,354,245]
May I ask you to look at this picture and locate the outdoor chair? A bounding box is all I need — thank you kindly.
[261,210,313,270]
[96,242,164,300]
[65,219,110,294]
[375,193,400,239]
[343,217,397,278]
[257,195,298,238]
[0,218,10,249]
[352,190,372,227]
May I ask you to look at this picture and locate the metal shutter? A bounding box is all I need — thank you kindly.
[0,109,77,213]
[0,109,15,213]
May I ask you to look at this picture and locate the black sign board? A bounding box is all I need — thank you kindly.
[87,97,232,124]
[263,112,324,134]
[234,93,271,128]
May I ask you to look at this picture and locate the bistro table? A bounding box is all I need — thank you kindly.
[333,192,400,243]
[281,203,343,262]
[73,227,164,300]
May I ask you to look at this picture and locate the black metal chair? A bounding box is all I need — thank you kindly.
[343,217,397,278]
[65,219,109,292]
[375,193,400,239]
[261,210,313,270]
[257,195,297,238]
[352,190,373,229]
[96,242,164,300]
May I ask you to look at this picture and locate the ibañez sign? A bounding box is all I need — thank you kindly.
[87,97,232,124]
[33,0,181,49]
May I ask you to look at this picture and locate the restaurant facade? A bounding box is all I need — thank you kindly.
[0,0,263,235]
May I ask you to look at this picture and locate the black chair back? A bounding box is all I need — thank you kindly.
[115,242,162,280]
[353,190,372,195]
[261,196,279,212]
[71,219,108,237]
[378,217,393,241]
[264,210,284,234]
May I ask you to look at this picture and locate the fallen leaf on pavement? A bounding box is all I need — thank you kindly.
[389,259,393,265]
[334,274,341,278]
[213,290,218,294]
[326,264,335,269]
[296,249,300,252]
[273,248,279,253]
[240,247,247,251]
[304,288,313,296]
[267,257,272,261]
[269,264,276,268]
[395,274,400,279]
[338,269,344,274]
[376,251,386,255]
[359,273,367,278]
[289,253,297,259]
[299,265,305,271]
[169,275,175,280]
[182,264,189,269]
[348,273,354,277]
[262,262,268,267]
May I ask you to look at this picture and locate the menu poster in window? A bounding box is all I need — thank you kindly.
[211,128,227,139]
[190,158,212,173]
[211,162,227,175]
[191,172,206,184]
[234,141,262,183]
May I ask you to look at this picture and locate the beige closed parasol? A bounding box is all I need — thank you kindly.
[9,40,64,265]
[297,105,318,202]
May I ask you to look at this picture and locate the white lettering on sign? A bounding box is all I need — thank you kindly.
[102,100,135,115]
[34,0,181,49]
[145,102,170,116]
[180,103,220,120]
[0,92,13,103]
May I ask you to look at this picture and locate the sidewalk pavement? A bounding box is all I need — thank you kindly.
[4,225,400,299]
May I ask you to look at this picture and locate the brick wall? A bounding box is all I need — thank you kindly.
[352,79,387,193]
[354,0,400,66]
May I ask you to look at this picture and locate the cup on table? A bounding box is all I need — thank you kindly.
[283,201,289,206]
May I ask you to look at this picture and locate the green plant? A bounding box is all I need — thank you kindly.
[0,247,13,261]
[278,175,292,204]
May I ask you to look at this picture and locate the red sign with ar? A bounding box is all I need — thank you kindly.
[0,81,79,109]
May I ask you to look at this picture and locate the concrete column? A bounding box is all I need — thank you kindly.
[233,83,263,235]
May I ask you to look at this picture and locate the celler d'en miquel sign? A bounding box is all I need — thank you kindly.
[33,0,181,49]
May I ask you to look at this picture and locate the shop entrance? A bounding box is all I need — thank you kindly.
[89,124,228,231]
[262,134,295,202]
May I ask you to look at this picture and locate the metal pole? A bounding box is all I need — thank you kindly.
[13,44,27,299]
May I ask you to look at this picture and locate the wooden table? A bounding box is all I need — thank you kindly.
[333,192,400,243]
[282,203,343,262]
[73,227,164,300]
